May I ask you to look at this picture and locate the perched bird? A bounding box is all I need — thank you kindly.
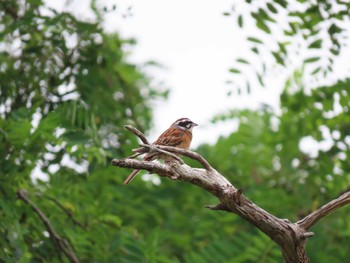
[124,117,198,185]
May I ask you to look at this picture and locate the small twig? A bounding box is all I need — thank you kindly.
[124,125,149,144]
[111,158,171,180]
[297,190,350,230]
[300,232,314,240]
[205,203,230,212]
[43,196,86,229]
[139,144,184,164]
[156,145,212,170]
[3,6,19,20]
[124,152,143,159]
[17,189,80,263]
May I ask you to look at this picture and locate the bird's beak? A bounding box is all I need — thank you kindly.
[193,122,198,127]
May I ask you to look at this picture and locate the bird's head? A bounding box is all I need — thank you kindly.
[173,118,198,131]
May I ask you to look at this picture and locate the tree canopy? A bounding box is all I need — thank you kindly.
[1,1,165,262]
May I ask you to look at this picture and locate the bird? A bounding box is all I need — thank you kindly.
[123,117,198,185]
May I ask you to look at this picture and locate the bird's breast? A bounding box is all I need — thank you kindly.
[178,130,192,149]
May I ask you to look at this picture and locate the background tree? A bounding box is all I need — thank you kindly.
[0,1,166,262]
[226,0,350,93]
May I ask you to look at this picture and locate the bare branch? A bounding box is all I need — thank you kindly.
[156,145,212,170]
[124,125,149,144]
[297,191,350,230]
[111,157,322,263]
[43,195,86,229]
[205,203,230,212]
[300,232,314,240]
[125,152,143,159]
[139,144,184,164]
[17,189,80,263]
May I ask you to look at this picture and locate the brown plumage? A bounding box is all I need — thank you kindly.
[123,118,198,185]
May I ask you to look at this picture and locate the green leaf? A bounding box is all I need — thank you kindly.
[311,67,321,75]
[257,73,265,86]
[267,3,278,14]
[246,81,251,94]
[237,58,250,64]
[308,39,323,49]
[272,51,284,65]
[247,37,263,44]
[229,68,241,74]
[99,214,122,228]
[251,47,259,54]
[273,0,288,8]
[304,57,320,64]
[256,20,271,33]
[238,15,243,28]
[330,48,339,55]
[258,8,276,23]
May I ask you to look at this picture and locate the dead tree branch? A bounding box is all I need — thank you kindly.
[154,145,212,170]
[111,125,350,263]
[138,144,184,164]
[124,125,149,144]
[297,191,350,230]
[17,189,80,263]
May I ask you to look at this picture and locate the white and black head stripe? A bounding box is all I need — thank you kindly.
[174,118,198,129]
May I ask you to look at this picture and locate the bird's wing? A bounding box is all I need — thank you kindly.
[153,128,184,147]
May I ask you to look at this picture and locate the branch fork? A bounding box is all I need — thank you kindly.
[112,125,350,263]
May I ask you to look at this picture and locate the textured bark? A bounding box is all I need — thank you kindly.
[112,127,350,262]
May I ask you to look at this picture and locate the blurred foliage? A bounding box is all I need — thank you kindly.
[205,77,350,262]
[1,0,350,263]
[0,0,166,262]
[226,0,350,94]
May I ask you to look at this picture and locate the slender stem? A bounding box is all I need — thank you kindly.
[139,144,184,164]
[124,125,149,144]
[17,190,80,263]
[43,195,86,229]
[155,145,212,170]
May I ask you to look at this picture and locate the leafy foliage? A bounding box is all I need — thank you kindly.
[206,77,350,262]
[185,230,281,263]
[0,0,165,262]
[226,0,350,93]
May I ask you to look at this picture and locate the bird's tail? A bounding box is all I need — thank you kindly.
[123,169,140,185]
